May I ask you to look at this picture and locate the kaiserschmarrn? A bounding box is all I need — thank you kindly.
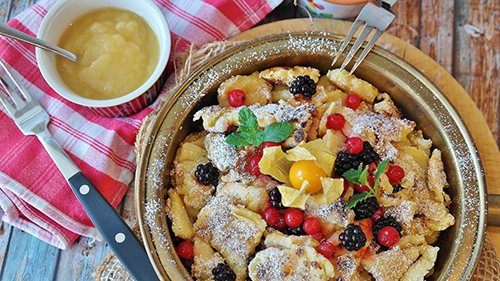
[166,66,455,281]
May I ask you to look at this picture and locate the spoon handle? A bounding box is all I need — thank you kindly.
[0,23,77,62]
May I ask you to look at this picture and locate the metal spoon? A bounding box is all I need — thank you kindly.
[0,23,77,63]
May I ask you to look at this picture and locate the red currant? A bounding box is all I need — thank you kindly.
[310,231,325,242]
[303,217,321,235]
[261,141,280,149]
[248,155,263,175]
[284,209,304,228]
[378,226,400,247]
[371,208,384,223]
[345,93,361,109]
[317,242,336,258]
[326,113,346,130]
[228,89,246,107]
[346,137,363,154]
[354,176,374,193]
[176,241,194,259]
[387,165,405,185]
[262,207,280,226]
[274,215,288,233]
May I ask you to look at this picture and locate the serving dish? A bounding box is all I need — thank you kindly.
[135,31,486,280]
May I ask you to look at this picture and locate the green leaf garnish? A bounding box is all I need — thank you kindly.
[347,192,373,208]
[226,107,294,147]
[226,133,250,146]
[263,122,294,143]
[238,107,258,134]
[344,159,389,208]
[343,164,368,185]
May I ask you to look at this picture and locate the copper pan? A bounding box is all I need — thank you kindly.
[135,31,489,280]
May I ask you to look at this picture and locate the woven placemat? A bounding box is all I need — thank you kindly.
[94,40,500,281]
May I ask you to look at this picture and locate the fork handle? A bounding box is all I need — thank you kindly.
[36,131,160,281]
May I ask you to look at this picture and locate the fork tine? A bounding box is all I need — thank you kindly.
[332,20,363,68]
[0,58,29,108]
[349,29,383,75]
[340,25,374,71]
[0,77,17,115]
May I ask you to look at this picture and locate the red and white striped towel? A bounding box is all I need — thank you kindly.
[0,0,282,249]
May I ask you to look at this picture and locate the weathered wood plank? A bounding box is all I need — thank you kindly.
[9,0,38,21]
[55,237,110,281]
[386,1,421,45]
[454,0,500,145]
[0,0,13,23]
[419,0,454,73]
[0,221,13,271]
[1,228,59,281]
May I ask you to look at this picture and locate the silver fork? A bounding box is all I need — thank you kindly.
[332,0,397,75]
[0,59,159,281]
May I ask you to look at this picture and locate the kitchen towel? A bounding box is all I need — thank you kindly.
[0,0,283,249]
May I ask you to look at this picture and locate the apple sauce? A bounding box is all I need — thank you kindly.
[56,7,159,100]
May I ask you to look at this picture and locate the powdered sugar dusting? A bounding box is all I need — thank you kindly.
[308,198,352,228]
[251,247,288,280]
[205,133,239,171]
[349,112,415,161]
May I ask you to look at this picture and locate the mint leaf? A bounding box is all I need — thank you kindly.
[343,159,389,205]
[226,133,251,146]
[342,164,367,185]
[263,122,294,143]
[247,131,265,146]
[226,106,294,147]
[237,107,258,134]
[373,159,388,190]
[347,192,372,208]
[359,165,369,185]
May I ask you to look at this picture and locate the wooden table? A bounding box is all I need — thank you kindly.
[0,0,499,280]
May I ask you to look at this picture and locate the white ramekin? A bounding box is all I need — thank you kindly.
[36,0,171,117]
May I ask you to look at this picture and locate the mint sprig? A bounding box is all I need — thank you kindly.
[344,159,388,208]
[226,107,294,147]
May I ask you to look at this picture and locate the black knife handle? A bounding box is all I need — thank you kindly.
[68,172,160,281]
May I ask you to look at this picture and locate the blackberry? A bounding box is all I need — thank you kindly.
[269,187,285,209]
[213,263,236,281]
[195,163,219,186]
[372,217,402,238]
[392,184,404,193]
[287,225,306,236]
[358,142,379,164]
[334,142,379,176]
[289,75,316,98]
[339,224,367,251]
[335,150,362,176]
[352,196,379,220]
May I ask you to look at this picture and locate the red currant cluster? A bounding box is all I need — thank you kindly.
[261,206,338,258]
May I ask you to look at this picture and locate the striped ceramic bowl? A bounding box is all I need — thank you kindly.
[297,0,374,19]
[36,0,170,118]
